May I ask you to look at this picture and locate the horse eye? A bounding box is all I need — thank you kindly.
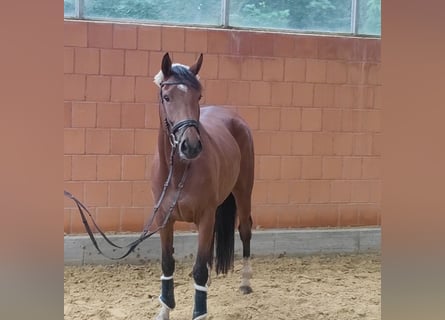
[199,95,202,101]
[163,95,170,102]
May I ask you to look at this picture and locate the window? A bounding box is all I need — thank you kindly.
[64,0,381,36]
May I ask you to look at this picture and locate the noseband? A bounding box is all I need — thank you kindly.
[160,81,200,147]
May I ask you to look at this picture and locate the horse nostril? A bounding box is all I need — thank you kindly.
[197,140,202,152]
[181,140,189,153]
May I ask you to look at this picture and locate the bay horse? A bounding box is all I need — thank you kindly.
[151,53,254,320]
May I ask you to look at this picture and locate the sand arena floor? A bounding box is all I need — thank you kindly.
[64,253,380,320]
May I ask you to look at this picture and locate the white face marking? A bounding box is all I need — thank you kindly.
[177,84,188,92]
[153,63,199,87]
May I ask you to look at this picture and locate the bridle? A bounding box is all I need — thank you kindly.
[159,80,201,148]
[63,81,201,260]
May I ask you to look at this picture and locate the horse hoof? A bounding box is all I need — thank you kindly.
[239,285,253,294]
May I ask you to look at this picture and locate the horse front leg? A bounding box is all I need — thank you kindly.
[156,221,175,320]
[192,216,214,320]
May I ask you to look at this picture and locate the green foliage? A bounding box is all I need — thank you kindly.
[64,0,380,35]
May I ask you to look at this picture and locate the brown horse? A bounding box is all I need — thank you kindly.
[151,53,254,320]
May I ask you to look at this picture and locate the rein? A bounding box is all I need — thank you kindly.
[63,82,198,260]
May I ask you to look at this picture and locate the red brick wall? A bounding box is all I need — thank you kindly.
[64,20,381,234]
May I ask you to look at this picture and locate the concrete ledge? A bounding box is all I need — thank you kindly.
[64,227,381,265]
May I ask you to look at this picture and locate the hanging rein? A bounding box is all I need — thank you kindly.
[64,81,199,260]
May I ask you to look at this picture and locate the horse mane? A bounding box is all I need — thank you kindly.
[153,63,202,91]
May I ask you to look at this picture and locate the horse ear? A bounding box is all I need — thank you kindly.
[161,52,172,77]
[189,53,203,76]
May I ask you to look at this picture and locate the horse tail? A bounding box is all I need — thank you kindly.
[214,192,237,275]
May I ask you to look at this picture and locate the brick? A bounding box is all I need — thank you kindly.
[121,208,145,232]
[250,82,271,106]
[64,47,74,73]
[71,155,97,181]
[271,83,293,107]
[185,28,208,53]
[227,81,250,106]
[292,83,314,107]
[64,156,72,181]
[326,61,347,84]
[72,102,96,128]
[74,47,99,74]
[219,56,241,80]
[259,107,280,130]
[65,102,72,127]
[111,129,134,154]
[318,36,353,60]
[313,84,335,108]
[258,156,281,180]
[356,86,374,109]
[135,77,158,103]
[149,51,165,77]
[100,49,124,75]
[289,181,311,204]
[270,132,292,155]
[252,180,268,205]
[347,62,367,84]
[121,103,146,128]
[138,26,161,50]
[64,209,71,233]
[331,181,352,203]
[301,108,322,131]
[145,104,160,129]
[97,155,121,181]
[316,205,339,227]
[253,132,271,155]
[306,59,326,83]
[284,58,305,82]
[236,107,259,130]
[280,108,301,131]
[70,209,89,233]
[309,180,330,203]
[322,109,342,131]
[241,57,262,81]
[122,155,146,180]
[273,34,295,57]
[230,31,253,55]
[374,85,382,109]
[301,156,322,179]
[64,128,85,154]
[161,26,185,52]
[88,22,113,48]
[64,21,87,47]
[342,110,363,132]
[291,132,312,155]
[351,181,371,203]
[338,204,359,226]
[111,76,135,102]
[367,63,381,85]
[322,157,343,179]
[267,181,289,204]
[125,50,149,76]
[86,75,111,101]
[251,33,274,56]
[262,58,284,81]
[369,180,381,203]
[205,79,227,105]
[132,181,153,206]
[342,157,362,179]
[280,156,301,180]
[207,30,231,54]
[171,52,196,66]
[334,85,357,109]
[96,208,121,232]
[85,129,110,154]
[333,133,354,155]
[294,36,318,59]
[96,103,121,128]
[312,133,333,155]
[64,182,84,208]
[199,54,218,80]
[109,182,132,206]
[134,129,158,155]
[353,134,373,155]
[113,24,137,49]
[85,182,108,207]
[363,110,381,132]
[358,205,379,225]
[372,134,382,156]
[64,74,85,100]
